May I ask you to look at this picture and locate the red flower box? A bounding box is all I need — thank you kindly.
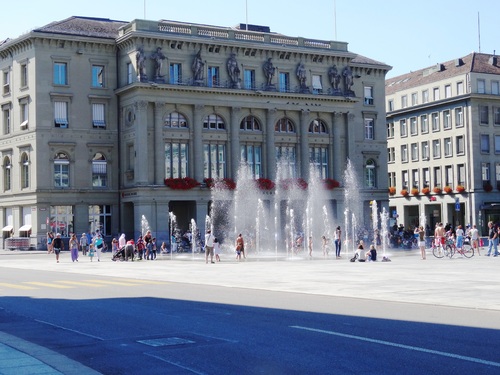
[411,188,419,196]
[204,177,236,190]
[388,186,396,195]
[164,177,200,190]
[400,189,409,197]
[455,185,465,193]
[443,186,453,194]
[323,178,340,190]
[421,187,431,195]
[255,178,275,191]
[280,178,308,190]
[433,187,442,194]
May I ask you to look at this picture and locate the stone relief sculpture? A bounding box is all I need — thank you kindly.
[136,47,147,82]
[192,49,205,85]
[226,53,241,89]
[328,65,341,94]
[343,65,355,96]
[151,47,166,82]
[263,58,276,90]
[296,62,309,93]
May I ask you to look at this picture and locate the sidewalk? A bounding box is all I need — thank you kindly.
[0,247,499,374]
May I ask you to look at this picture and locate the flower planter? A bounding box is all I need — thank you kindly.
[411,188,419,196]
[323,178,340,190]
[421,187,430,195]
[388,186,396,195]
[443,186,453,194]
[455,185,465,193]
[164,177,200,190]
[432,187,442,194]
[400,189,409,197]
[255,178,275,191]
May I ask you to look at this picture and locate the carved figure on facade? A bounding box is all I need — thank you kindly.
[151,47,166,82]
[136,47,147,82]
[192,49,205,85]
[296,62,309,93]
[342,65,355,96]
[226,53,241,89]
[263,58,276,90]
[328,65,341,95]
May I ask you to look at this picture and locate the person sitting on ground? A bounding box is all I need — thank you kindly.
[365,244,377,261]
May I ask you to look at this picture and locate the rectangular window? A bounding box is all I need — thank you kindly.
[401,144,408,163]
[421,141,429,160]
[457,164,465,186]
[431,112,440,131]
[401,95,407,108]
[204,143,226,178]
[20,63,28,87]
[2,70,10,95]
[92,103,106,128]
[443,110,451,129]
[92,159,107,187]
[169,63,182,84]
[387,100,394,112]
[388,172,396,188]
[244,69,255,90]
[444,137,452,157]
[456,135,465,155]
[364,118,374,140]
[400,119,407,137]
[242,144,263,178]
[445,165,453,186]
[402,170,409,189]
[127,63,133,84]
[410,117,417,135]
[411,92,418,106]
[207,66,220,87]
[54,101,68,128]
[165,143,189,178]
[49,205,73,237]
[2,106,10,135]
[420,114,428,133]
[308,146,328,179]
[492,81,500,95]
[496,163,500,185]
[445,84,451,98]
[455,107,463,127]
[279,72,290,92]
[54,161,69,188]
[434,167,441,188]
[423,168,430,187]
[312,75,323,94]
[411,143,418,161]
[494,107,500,125]
[457,81,464,95]
[412,169,419,188]
[364,86,373,105]
[481,134,490,153]
[275,146,296,177]
[433,87,440,101]
[88,205,111,236]
[53,62,67,85]
[495,135,500,153]
[387,122,394,138]
[387,147,395,163]
[480,105,489,124]
[478,79,486,94]
[422,89,429,103]
[20,100,28,129]
[482,162,490,182]
[433,139,441,158]
[91,65,104,87]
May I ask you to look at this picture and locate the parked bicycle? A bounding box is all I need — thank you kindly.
[432,238,474,258]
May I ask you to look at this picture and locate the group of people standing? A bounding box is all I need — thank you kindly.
[46,231,105,263]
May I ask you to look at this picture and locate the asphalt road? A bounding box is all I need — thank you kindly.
[0,250,500,374]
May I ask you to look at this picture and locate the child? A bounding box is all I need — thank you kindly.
[214,237,221,262]
[150,237,157,260]
[89,243,95,262]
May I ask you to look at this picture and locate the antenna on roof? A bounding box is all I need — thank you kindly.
[478,11,481,53]
[144,0,147,19]
[245,0,248,30]
[333,0,337,40]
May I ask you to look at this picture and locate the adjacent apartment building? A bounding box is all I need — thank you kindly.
[386,52,500,235]
[0,16,390,249]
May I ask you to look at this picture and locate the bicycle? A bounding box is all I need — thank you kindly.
[449,238,474,258]
[432,238,453,258]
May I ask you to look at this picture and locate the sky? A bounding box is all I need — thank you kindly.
[2,0,499,78]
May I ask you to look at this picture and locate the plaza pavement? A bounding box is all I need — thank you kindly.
[0,246,499,374]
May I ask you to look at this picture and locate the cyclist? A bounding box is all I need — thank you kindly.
[434,222,446,255]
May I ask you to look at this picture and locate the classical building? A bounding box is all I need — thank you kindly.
[0,16,390,249]
[386,52,500,235]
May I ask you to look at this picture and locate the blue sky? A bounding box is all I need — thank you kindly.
[2,0,499,78]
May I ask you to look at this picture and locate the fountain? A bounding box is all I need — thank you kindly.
[169,212,177,260]
[343,159,362,255]
[141,215,150,237]
[380,207,389,256]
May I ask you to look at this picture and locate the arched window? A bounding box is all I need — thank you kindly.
[21,152,29,189]
[308,119,328,134]
[203,114,225,130]
[54,152,70,188]
[365,159,376,188]
[240,115,261,131]
[275,117,295,133]
[92,152,107,188]
[164,111,188,128]
[3,156,11,191]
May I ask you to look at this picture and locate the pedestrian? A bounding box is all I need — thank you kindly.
[52,233,64,263]
[118,233,126,252]
[455,225,464,251]
[151,237,157,260]
[93,231,104,262]
[434,222,446,255]
[334,226,342,258]
[89,243,95,262]
[205,230,215,264]
[469,224,480,255]
[235,233,244,261]
[47,232,54,254]
[146,239,153,260]
[486,221,499,256]
[308,235,313,257]
[418,225,426,260]
[80,233,88,256]
[160,241,167,254]
[111,238,119,257]
[214,237,221,262]
[321,235,329,256]
[136,235,145,260]
[69,233,79,262]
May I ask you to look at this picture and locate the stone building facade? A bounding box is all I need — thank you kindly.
[0,17,390,248]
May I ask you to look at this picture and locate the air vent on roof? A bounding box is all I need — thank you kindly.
[455,58,464,67]
[423,63,445,77]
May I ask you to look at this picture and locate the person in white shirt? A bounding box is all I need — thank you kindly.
[205,230,215,264]
[469,224,480,256]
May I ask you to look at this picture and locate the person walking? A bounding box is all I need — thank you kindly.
[418,225,426,260]
[52,233,64,263]
[69,233,79,262]
[93,232,104,262]
[205,230,215,264]
[80,233,88,256]
[469,224,480,256]
[118,233,126,252]
[334,226,342,258]
[486,221,499,256]
[136,235,145,260]
[214,237,221,262]
[150,237,157,260]
[235,233,244,261]
[47,232,54,254]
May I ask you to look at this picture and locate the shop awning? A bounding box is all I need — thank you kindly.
[19,225,32,232]
[2,226,13,232]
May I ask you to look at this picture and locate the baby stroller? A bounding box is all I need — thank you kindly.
[112,244,135,261]
[112,246,126,261]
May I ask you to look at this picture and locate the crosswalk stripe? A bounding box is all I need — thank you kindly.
[0,282,37,290]
[23,282,73,289]
[117,278,167,285]
[58,281,105,287]
[83,279,140,286]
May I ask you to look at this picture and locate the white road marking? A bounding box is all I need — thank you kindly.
[35,319,104,340]
[290,325,500,367]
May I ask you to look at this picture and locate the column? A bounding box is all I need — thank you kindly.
[134,101,149,185]
[266,108,277,181]
[154,102,166,184]
[193,104,204,182]
[299,109,310,181]
[230,107,241,179]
